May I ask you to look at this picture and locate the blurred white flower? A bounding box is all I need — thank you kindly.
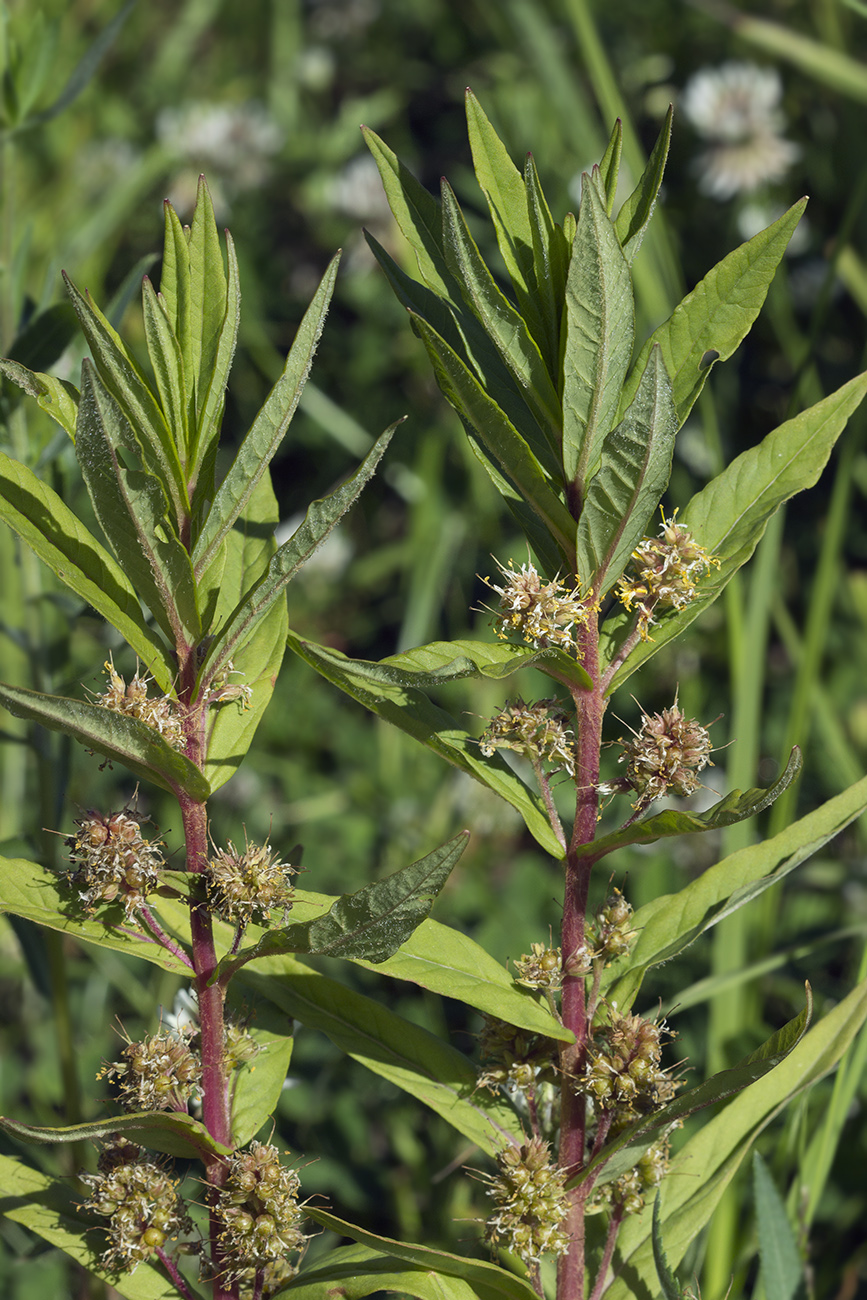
[156,100,283,207]
[680,62,799,199]
[329,155,392,223]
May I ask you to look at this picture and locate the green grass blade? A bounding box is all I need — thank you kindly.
[753,1152,805,1300]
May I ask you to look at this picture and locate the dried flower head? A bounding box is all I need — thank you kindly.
[482,559,594,655]
[204,837,296,928]
[483,1137,570,1263]
[578,1009,678,1118]
[64,808,165,919]
[617,511,719,640]
[99,1025,202,1113]
[618,700,714,807]
[480,699,576,777]
[211,1141,307,1287]
[513,943,563,992]
[79,1137,191,1273]
[95,655,184,748]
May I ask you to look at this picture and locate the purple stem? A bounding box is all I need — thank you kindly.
[155,1245,197,1300]
[139,903,194,969]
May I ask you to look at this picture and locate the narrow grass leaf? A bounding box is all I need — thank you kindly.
[602,369,867,691]
[753,1152,806,1300]
[193,254,340,575]
[615,106,673,264]
[0,682,209,798]
[0,1112,231,1162]
[217,832,469,978]
[563,178,635,489]
[303,1214,540,1300]
[238,957,523,1155]
[618,200,807,427]
[0,358,78,440]
[0,450,174,689]
[575,344,677,596]
[286,631,565,858]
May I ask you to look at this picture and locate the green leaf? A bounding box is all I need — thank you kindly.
[604,975,867,1298]
[0,682,209,799]
[192,254,340,575]
[440,180,562,442]
[618,199,807,427]
[286,631,566,858]
[602,369,867,690]
[0,450,175,690]
[0,358,79,440]
[597,118,623,215]
[227,998,295,1148]
[76,363,201,646]
[575,344,677,596]
[614,105,673,264]
[0,854,191,975]
[652,1194,683,1300]
[302,1213,541,1300]
[0,1154,182,1300]
[24,0,137,129]
[218,832,469,979]
[375,637,592,691]
[64,273,190,523]
[465,433,567,578]
[562,177,635,490]
[199,425,396,689]
[290,1244,481,1300]
[158,198,191,344]
[141,276,188,454]
[409,313,576,561]
[238,956,523,1155]
[573,991,812,1192]
[581,747,802,862]
[0,1110,232,1162]
[524,154,568,374]
[192,227,241,483]
[188,176,228,434]
[754,1152,806,1300]
[362,126,452,298]
[603,773,867,1012]
[5,300,79,373]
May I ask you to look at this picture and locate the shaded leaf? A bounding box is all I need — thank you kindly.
[652,1194,683,1300]
[754,1152,806,1300]
[615,106,673,264]
[4,301,79,373]
[289,1244,481,1300]
[0,1111,232,1162]
[227,998,295,1149]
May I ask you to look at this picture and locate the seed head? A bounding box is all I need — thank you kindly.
[477,1017,559,1094]
[619,700,714,806]
[211,1141,307,1286]
[96,655,184,748]
[99,1025,202,1113]
[587,889,637,962]
[482,559,594,655]
[480,699,575,777]
[578,1009,678,1118]
[617,511,719,640]
[483,1137,570,1263]
[513,943,563,992]
[79,1137,190,1273]
[204,837,296,927]
[64,809,164,919]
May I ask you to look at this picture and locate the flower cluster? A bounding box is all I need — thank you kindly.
[95,656,184,748]
[212,1141,307,1287]
[513,943,563,992]
[204,838,296,928]
[79,1136,191,1273]
[680,61,800,200]
[483,1137,570,1264]
[483,559,593,655]
[477,1018,559,1095]
[578,1010,677,1118]
[208,660,253,712]
[586,889,637,963]
[591,1135,673,1217]
[99,1026,202,1113]
[64,809,164,919]
[479,699,575,777]
[618,700,714,807]
[617,511,719,640]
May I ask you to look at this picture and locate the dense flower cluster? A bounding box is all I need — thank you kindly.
[483,1137,571,1264]
[479,699,575,777]
[477,1018,559,1094]
[579,1010,677,1117]
[587,890,637,963]
[204,838,296,927]
[513,943,563,992]
[617,511,719,640]
[96,655,184,748]
[619,701,714,807]
[79,1136,190,1273]
[212,1141,307,1287]
[483,559,593,654]
[64,809,164,919]
[592,1135,673,1216]
[99,1026,201,1113]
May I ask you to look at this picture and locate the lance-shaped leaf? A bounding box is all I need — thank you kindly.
[303,1213,541,1300]
[239,956,524,1155]
[562,176,635,491]
[0,450,175,689]
[158,199,192,353]
[580,747,801,863]
[614,105,673,264]
[289,1244,481,1300]
[0,682,208,799]
[141,276,188,454]
[618,199,807,427]
[575,345,677,597]
[0,359,79,440]
[0,854,191,976]
[198,425,396,690]
[192,225,241,484]
[375,637,591,691]
[524,154,569,375]
[440,180,562,443]
[216,832,469,981]
[466,433,568,579]
[0,1112,231,1162]
[569,990,812,1193]
[0,1154,176,1300]
[76,363,201,645]
[601,369,867,691]
[286,631,565,858]
[597,118,623,214]
[409,313,575,561]
[602,772,867,1012]
[605,975,867,1298]
[187,177,228,427]
[192,253,340,574]
[64,274,189,522]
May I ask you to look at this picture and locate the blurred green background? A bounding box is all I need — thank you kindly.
[1,0,867,1295]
